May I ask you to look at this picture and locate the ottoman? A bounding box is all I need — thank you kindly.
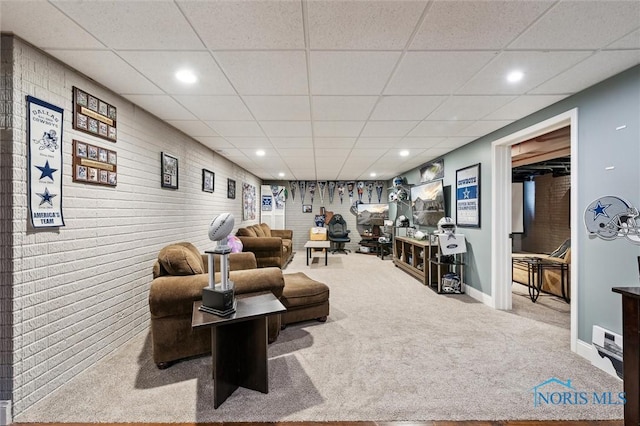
[281,272,330,328]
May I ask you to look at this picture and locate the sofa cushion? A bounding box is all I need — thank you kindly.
[252,224,266,237]
[259,223,272,237]
[237,227,257,237]
[549,238,571,259]
[157,242,204,275]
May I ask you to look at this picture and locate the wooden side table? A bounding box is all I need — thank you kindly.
[612,287,639,426]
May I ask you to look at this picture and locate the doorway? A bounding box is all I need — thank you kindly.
[491,109,579,353]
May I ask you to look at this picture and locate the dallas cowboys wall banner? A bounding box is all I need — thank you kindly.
[27,96,65,228]
[455,163,481,228]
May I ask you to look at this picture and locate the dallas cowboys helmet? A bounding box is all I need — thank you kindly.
[393,176,404,187]
[584,196,640,244]
[437,216,456,234]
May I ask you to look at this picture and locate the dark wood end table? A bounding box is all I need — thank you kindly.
[192,292,286,408]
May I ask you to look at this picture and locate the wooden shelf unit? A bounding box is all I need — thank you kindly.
[393,236,436,286]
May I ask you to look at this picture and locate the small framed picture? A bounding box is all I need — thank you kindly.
[108,126,117,140]
[77,114,88,130]
[98,100,108,116]
[88,167,98,182]
[161,152,178,189]
[88,145,98,160]
[88,96,98,112]
[76,142,87,158]
[108,106,117,120]
[98,148,108,163]
[302,204,312,213]
[98,122,108,136]
[99,169,108,183]
[108,172,117,185]
[202,168,214,193]
[88,118,98,133]
[108,151,117,165]
[227,178,236,199]
[77,91,88,107]
[76,165,87,180]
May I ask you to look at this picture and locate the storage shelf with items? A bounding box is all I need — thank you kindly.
[393,236,436,286]
[428,234,465,294]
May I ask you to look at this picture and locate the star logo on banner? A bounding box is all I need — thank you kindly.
[463,187,471,199]
[589,200,611,219]
[36,187,57,206]
[35,160,57,181]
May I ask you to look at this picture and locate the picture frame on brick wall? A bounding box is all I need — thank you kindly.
[72,140,117,187]
[227,179,236,199]
[202,169,214,193]
[73,87,117,142]
[161,152,178,189]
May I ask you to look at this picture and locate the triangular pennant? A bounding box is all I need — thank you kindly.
[289,181,297,202]
[376,181,384,203]
[308,181,316,204]
[337,182,345,204]
[299,181,306,204]
[318,181,326,204]
[328,181,336,204]
[347,181,355,205]
[366,181,374,203]
[357,181,365,203]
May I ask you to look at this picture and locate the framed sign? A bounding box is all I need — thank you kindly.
[202,169,214,193]
[456,163,481,228]
[242,183,256,220]
[73,87,117,142]
[262,195,273,211]
[73,140,117,186]
[161,152,178,189]
[227,179,236,199]
[27,96,65,228]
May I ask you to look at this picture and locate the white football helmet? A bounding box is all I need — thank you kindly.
[584,196,640,244]
[437,216,456,234]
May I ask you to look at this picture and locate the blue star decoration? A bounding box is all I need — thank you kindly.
[463,187,471,199]
[35,160,57,181]
[589,200,611,219]
[36,187,57,206]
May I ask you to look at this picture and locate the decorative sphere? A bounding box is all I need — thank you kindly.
[208,213,235,241]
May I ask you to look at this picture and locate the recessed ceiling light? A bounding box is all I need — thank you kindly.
[278,172,285,177]
[506,70,524,83]
[175,69,197,84]
[256,150,265,156]
[400,150,409,157]
[370,172,377,177]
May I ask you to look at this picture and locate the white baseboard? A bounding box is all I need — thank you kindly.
[576,339,622,381]
[464,284,493,307]
[0,400,11,426]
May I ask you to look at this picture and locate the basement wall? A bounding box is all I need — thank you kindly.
[5,35,261,416]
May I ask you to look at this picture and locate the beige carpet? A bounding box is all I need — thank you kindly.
[15,252,622,422]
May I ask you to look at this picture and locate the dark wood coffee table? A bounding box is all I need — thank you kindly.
[192,292,286,408]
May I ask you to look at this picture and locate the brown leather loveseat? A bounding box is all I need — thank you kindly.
[148,242,285,368]
[236,223,294,268]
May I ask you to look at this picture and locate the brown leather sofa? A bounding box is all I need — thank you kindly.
[236,223,294,268]
[148,242,285,368]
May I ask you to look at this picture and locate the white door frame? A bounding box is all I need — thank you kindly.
[491,108,579,352]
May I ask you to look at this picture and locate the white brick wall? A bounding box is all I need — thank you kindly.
[6,36,261,416]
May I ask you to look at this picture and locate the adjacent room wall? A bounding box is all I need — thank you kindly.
[5,36,261,416]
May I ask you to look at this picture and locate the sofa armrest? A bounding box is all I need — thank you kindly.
[232,267,285,298]
[200,252,258,273]
[237,236,283,252]
[271,229,293,240]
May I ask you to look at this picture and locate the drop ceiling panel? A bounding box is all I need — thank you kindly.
[607,29,640,49]
[243,96,311,121]
[457,121,514,137]
[310,51,401,95]
[354,138,401,148]
[206,121,265,138]
[346,148,388,159]
[270,138,313,149]
[385,51,498,95]
[260,121,312,137]
[315,149,352,158]
[173,96,253,121]
[398,138,445,149]
[313,121,365,137]
[360,121,419,137]
[428,96,515,121]
[52,0,203,50]
[530,50,640,95]
[314,138,357,149]
[458,51,592,95]
[177,0,304,49]
[277,149,315,158]
[118,51,234,95]
[1,2,104,49]
[225,138,272,149]
[307,0,426,49]
[195,137,235,150]
[484,95,568,120]
[510,1,640,50]
[46,50,162,95]
[214,51,308,95]
[124,95,197,120]
[411,0,553,50]
[312,96,378,121]
[408,120,474,137]
[370,96,447,121]
[166,120,219,137]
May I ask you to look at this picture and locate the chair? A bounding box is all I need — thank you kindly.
[327,214,351,254]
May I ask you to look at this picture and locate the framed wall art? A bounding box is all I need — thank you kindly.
[72,140,117,187]
[302,204,312,213]
[242,182,256,220]
[419,158,444,182]
[227,179,236,199]
[73,87,117,142]
[161,152,178,189]
[456,163,481,228]
[202,169,214,193]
